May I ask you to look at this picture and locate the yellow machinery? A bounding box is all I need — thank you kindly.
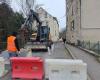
[30,33,37,41]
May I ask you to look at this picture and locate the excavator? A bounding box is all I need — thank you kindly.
[20,9,52,51]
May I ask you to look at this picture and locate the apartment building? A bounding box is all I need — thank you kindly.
[32,7,59,42]
[66,0,100,44]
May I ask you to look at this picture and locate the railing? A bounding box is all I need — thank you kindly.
[79,41,100,54]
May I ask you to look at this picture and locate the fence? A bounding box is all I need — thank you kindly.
[79,41,100,54]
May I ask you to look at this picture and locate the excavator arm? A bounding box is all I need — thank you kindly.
[21,9,41,29]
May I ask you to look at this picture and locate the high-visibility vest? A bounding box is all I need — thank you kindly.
[7,36,17,52]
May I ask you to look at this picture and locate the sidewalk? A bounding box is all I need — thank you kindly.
[65,44,100,80]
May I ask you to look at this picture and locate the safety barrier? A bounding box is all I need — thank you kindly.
[0,57,5,77]
[10,57,87,80]
[45,59,87,80]
[10,57,44,80]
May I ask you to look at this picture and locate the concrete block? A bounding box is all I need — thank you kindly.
[0,51,9,60]
[45,59,87,80]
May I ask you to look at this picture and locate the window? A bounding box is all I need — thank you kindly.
[71,20,74,31]
[55,30,56,36]
[46,22,48,26]
[45,12,47,18]
[67,17,68,22]
[72,6,74,16]
[71,0,73,3]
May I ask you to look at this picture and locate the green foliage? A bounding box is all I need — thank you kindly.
[0,3,25,42]
[7,12,25,33]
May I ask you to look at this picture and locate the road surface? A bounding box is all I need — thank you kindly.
[1,42,72,80]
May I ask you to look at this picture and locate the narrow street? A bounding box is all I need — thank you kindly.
[0,0,100,80]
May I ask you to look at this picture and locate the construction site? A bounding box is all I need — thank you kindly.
[0,0,100,80]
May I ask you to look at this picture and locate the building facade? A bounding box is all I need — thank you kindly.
[32,7,59,42]
[66,0,100,44]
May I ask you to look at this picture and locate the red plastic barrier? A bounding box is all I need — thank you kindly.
[10,57,44,80]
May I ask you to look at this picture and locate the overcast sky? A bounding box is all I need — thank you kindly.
[11,0,66,30]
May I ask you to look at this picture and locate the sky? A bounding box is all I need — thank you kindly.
[11,0,66,31]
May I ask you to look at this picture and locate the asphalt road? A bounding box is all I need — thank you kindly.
[0,42,72,80]
[31,42,72,59]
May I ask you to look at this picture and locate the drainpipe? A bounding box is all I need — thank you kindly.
[80,0,81,29]
[79,0,82,42]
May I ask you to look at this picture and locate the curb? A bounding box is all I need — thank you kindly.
[64,44,76,59]
[78,46,100,57]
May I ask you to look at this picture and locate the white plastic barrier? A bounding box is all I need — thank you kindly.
[45,59,87,80]
[0,57,5,77]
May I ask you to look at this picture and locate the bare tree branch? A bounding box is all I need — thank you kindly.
[16,0,36,17]
[0,0,11,5]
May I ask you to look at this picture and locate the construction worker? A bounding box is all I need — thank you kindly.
[62,37,66,44]
[7,32,20,57]
[48,33,53,49]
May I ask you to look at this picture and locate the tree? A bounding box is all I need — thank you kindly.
[16,0,36,16]
[7,12,25,33]
[0,0,11,5]
[16,0,44,16]
[0,3,25,42]
[0,3,14,40]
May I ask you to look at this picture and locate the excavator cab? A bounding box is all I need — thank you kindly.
[36,26,50,42]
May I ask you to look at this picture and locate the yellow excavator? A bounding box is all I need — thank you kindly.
[30,25,52,51]
[20,9,52,51]
[30,33,37,41]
